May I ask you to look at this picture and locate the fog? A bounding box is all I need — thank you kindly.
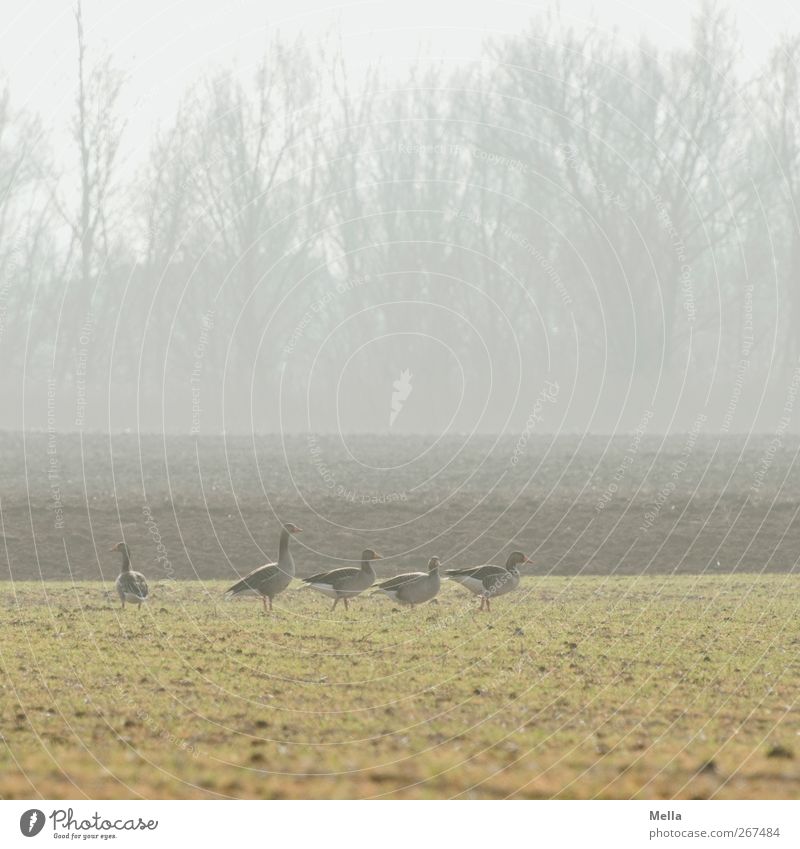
[2,1,800,434]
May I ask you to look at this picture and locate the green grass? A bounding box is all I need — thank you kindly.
[1,575,799,799]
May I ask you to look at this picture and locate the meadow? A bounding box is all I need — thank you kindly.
[1,575,798,799]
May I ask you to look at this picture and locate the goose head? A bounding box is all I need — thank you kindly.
[505,551,532,572]
[361,548,382,563]
[282,522,303,534]
[428,556,441,573]
[109,541,129,555]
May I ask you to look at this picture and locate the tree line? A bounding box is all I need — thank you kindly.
[1,2,798,433]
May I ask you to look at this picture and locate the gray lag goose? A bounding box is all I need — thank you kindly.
[110,542,149,609]
[302,548,381,610]
[445,551,530,611]
[374,556,441,607]
[224,522,302,612]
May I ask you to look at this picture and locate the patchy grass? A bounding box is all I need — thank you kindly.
[1,575,799,799]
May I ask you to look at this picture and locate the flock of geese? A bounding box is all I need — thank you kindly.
[110,523,533,613]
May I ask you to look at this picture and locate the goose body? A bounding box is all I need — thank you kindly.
[224,523,302,612]
[375,557,441,607]
[111,543,149,609]
[303,549,381,610]
[446,551,530,611]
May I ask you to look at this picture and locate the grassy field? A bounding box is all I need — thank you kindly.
[1,575,799,799]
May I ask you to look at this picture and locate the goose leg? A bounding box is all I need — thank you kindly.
[261,596,268,613]
[332,598,338,611]
[485,597,491,612]
[344,598,349,611]
[268,596,273,612]
[478,597,484,612]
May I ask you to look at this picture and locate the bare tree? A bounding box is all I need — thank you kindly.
[0,80,52,377]
[61,0,125,306]
[756,35,800,370]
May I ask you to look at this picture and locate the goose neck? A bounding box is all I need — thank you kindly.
[278,530,295,573]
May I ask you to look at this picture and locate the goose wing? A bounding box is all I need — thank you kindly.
[302,566,360,587]
[377,571,424,590]
[446,564,505,587]
[224,561,279,597]
[118,570,149,599]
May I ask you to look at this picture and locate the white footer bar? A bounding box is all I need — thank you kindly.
[2,800,797,848]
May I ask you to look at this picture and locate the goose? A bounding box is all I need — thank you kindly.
[224,522,302,612]
[302,548,381,610]
[110,542,149,609]
[374,556,441,607]
[446,551,530,611]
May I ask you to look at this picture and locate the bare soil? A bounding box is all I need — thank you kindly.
[1,432,798,583]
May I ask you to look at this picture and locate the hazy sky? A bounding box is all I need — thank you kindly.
[2,1,799,434]
[2,0,799,170]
